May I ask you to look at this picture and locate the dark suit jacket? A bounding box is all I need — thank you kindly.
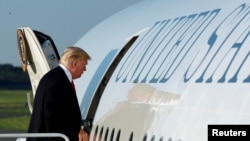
[27,66,82,141]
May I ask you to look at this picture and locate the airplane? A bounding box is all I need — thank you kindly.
[16,0,250,140]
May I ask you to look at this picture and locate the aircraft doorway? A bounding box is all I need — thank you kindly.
[83,36,138,132]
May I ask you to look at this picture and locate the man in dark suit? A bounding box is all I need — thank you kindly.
[27,46,91,141]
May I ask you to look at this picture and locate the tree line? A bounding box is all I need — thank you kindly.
[0,64,31,90]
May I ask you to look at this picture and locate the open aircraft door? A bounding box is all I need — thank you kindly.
[17,27,60,112]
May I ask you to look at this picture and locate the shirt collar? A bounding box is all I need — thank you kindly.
[59,64,73,82]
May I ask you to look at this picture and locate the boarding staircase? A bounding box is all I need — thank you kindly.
[0,133,69,141]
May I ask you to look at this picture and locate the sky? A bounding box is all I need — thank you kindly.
[0,0,142,66]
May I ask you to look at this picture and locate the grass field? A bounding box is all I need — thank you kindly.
[0,90,32,132]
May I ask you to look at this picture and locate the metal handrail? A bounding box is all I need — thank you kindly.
[0,133,69,141]
[26,92,33,114]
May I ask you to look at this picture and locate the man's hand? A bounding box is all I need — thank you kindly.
[78,129,89,141]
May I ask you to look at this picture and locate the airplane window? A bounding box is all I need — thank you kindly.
[33,30,59,59]
[129,132,133,141]
[32,30,60,69]
[151,135,155,141]
[104,127,109,141]
[94,126,98,141]
[99,126,104,140]
[116,129,121,141]
[159,137,164,141]
[110,128,115,141]
[143,134,147,141]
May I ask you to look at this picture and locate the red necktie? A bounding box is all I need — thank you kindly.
[71,81,76,92]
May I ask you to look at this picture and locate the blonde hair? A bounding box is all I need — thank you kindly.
[59,46,91,66]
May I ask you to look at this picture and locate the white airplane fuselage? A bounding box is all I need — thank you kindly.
[17,0,250,140]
